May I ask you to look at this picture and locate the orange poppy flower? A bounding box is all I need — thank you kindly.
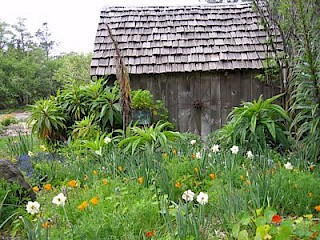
[102,179,108,185]
[175,181,182,188]
[272,214,281,224]
[138,177,144,185]
[245,180,251,186]
[146,230,155,238]
[78,201,88,210]
[68,180,77,188]
[315,205,320,212]
[191,153,196,159]
[42,220,53,229]
[209,173,216,180]
[90,197,98,205]
[32,186,40,192]
[44,184,52,191]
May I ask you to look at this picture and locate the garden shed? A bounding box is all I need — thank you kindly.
[90,3,282,137]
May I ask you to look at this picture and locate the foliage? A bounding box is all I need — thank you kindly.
[71,114,100,140]
[118,121,183,154]
[131,89,154,110]
[0,19,61,108]
[6,134,34,158]
[214,94,291,153]
[88,81,122,131]
[28,98,66,142]
[288,0,320,162]
[1,133,319,239]
[53,53,92,86]
[0,180,22,230]
[233,207,320,240]
[253,0,320,162]
[57,84,88,121]
[0,114,17,126]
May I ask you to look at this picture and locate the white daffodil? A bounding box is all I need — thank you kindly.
[94,147,102,156]
[195,152,202,159]
[52,193,67,206]
[196,192,209,205]
[190,140,196,145]
[246,150,254,159]
[28,151,35,157]
[182,190,195,202]
[230,145,239,154]
[104,137,112,144]
[211,144,220,153]
[26,201,40,215]
[284,162,293,170]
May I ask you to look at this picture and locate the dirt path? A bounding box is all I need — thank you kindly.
[0,111,31,137]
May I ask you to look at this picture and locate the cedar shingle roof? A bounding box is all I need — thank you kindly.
[90,4,282,76]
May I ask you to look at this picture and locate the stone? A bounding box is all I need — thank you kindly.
[0,159,36,201]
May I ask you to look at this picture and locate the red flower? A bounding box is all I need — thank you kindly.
[146,230,155,238]
[272,214,281,224]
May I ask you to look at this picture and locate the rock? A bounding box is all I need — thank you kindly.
[0,159,36,201]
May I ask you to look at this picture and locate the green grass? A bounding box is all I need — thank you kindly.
[0,136,10,159]
[1,133,319,239]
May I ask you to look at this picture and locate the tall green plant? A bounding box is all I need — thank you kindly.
[28,98,66,141]
[215,94,290,153]
[288,0,320,162]
[118,121,183,154]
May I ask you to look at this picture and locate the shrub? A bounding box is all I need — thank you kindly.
[131,89,154,110]
[0,114,17,127]
[214,94,291,153]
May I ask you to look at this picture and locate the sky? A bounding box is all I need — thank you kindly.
[0,0,201,54]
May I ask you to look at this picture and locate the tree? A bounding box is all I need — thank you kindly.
[53,53,92,86]
[0,19,60,108]
[35,22,56,60]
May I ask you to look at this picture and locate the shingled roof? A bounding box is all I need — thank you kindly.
[90,3,282,76]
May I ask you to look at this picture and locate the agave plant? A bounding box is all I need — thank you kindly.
[28,98,66,141]
[118,121,183,155]
[215,94,291,153]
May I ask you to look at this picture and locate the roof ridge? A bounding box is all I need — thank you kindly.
[102,3,252,10]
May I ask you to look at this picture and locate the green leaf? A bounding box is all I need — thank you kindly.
[238,230,249,240]
[232,223,240,238]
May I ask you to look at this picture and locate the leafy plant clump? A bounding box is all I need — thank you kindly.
[131,89,154,110]
[214,94,291,153]
[0,114,17,127]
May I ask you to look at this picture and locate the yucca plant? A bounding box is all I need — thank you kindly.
[215,94,291,153]
[28,98,66,142]
[118,121,183,155]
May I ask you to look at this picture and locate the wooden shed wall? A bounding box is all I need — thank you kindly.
[130,70,276,137]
